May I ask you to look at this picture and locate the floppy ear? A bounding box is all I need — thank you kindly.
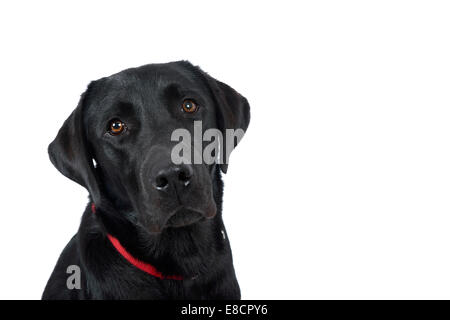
[200,70,251,173]
[48,84,101,204]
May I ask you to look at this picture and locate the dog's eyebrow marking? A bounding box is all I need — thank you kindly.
[164,83,202,101]
[163,83,182,98]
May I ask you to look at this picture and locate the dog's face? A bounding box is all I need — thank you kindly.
[48,61,250,233]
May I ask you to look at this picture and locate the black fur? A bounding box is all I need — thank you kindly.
[42,61,250,299]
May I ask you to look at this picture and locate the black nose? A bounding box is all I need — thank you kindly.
[153,164,193,191]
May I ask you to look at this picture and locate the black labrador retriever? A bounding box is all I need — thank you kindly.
[42,61,250,299]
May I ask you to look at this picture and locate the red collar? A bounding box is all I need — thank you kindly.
[91,203,183,280]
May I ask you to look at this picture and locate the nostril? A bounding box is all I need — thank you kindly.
[178,170,191,186]
[155,175,169,190]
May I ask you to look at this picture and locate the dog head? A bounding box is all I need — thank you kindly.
[48,61,250,233]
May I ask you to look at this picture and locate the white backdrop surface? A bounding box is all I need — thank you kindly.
[0,1,449,299]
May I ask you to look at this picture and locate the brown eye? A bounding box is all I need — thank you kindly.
[109,119,125,135]
[182,99,198,113]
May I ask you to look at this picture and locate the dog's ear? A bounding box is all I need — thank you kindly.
[199,69,251,173]
[48,83,101,203]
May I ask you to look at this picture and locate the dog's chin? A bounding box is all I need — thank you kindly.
[142,201,217,233]
[166,201,217,228]
[165,208,205,228]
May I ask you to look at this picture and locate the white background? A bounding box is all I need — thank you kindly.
[0,1,449,299]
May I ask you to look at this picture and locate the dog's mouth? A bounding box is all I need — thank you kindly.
[165,208,205,228]
[165,200,217,229]
[141,198,217,233]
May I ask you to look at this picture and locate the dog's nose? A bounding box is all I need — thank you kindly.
[153,164,193,191]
